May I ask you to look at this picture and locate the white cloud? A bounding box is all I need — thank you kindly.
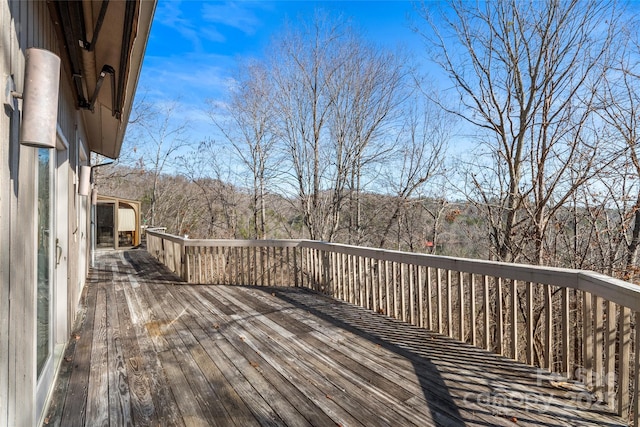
[154,0,205,51]
[201,1,268,36]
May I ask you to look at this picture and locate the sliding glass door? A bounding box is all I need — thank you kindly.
[36,147,52,377]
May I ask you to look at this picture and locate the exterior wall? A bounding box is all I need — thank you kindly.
[0,1,91,426]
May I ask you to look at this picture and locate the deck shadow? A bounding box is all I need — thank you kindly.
[255,286,466,425]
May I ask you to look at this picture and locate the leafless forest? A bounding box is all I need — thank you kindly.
[98,0,640,285]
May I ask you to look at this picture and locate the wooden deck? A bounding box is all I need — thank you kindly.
[44,249,626,427]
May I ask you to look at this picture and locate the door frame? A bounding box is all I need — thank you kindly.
[35,132,69,420]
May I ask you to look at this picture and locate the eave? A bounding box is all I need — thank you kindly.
[48,0,156,159]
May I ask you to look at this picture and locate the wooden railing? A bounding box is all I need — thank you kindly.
[146,230,640,425]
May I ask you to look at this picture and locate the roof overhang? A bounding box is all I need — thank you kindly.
[48,0,156,159]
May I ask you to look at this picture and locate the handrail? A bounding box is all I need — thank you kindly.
[145,229,640,425]
[301,240,640,311]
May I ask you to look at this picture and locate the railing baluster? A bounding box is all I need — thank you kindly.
[593,295,603,401]
[447,270,452,338]
[346,253,350,302]
[526,281,533,365]
[364,256,370,309]
[418,266,424,329]
[437,268,443,334]
[409,264,415,325]
[243,246,247,284]
[225,247,230,284]
[618,306,631,419]
[370,257,376,311]
[261,246,267,286]
[458,271,464,341]
[313,249,318,290]
[332,252,338,298]
[496,277,503,355]
[562,287,570,377]
[207,247,212,283]
[511,279,518,360]
[293,246,299,288]
[634,311,640,427]
[544,284,552,370]
[270,246,274,286]
[351,254,357,304]
[583,291,593,389]
[183,247,190,282]
[427,267,433,331]
[217,247,222,284]
[605,300,616,408]
[340,253,346,301]
[393,262,399,320]
[401,263,407,323]
[277,247,282,285]
[470,274,476,346]
[377,259,383,313]
[236,246,241,285]
[483,275,490,351]
[352,254,358,304]
[382,259,388,316]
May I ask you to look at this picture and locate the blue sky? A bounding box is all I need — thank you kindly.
[133,0,425,144]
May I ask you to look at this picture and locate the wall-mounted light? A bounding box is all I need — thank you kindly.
[11,48,61,149]
[78,161,114,196]
[78,165,92,196]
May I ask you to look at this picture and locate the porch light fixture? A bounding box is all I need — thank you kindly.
[78,161,114,196]
[78,165,92,196]
[14,48,61,149]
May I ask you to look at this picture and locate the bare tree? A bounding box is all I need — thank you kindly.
[210,61,278,239]
[127,100,191,226]
[378,97,449,249]
[417,0,618,264]
[177,140,243,238]
[268,11,409,241]
[596,26,640,281]
[327,37,410,244]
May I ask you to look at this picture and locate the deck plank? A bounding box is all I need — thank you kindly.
[113,261,155,426]
[45,249,627,427]
[86,286,108,427]
[106,265,133,427]
[178,285,354,427]
[171,287,327,427]
[120,253,186,426]
[58,271,98,427]
[208,285,427,427]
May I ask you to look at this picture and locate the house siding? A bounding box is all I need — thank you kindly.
[0,1,91,425]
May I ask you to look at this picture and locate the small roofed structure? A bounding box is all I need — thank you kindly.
[95,195,141,250]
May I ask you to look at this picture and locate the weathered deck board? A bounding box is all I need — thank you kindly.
[45,249,627,427]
